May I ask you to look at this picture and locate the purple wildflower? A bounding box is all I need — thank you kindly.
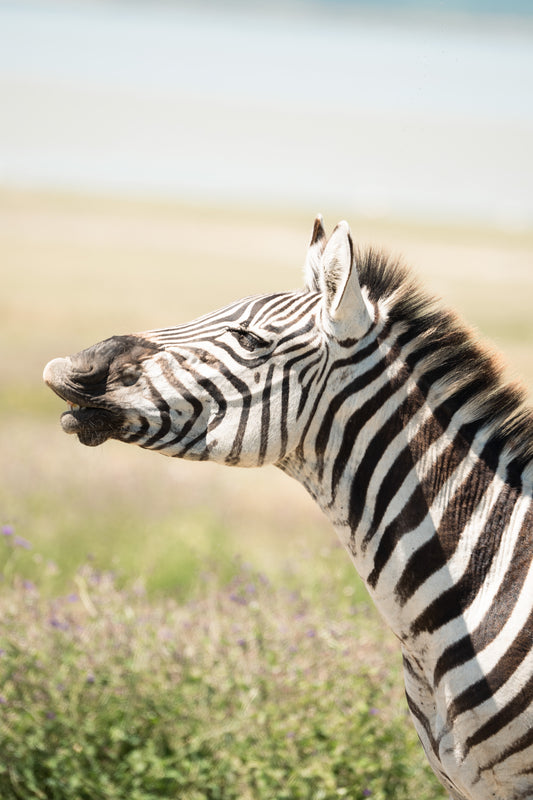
[229,593,247,605]
[369,707,379,716]
[49,618,68,631]
[14,536,31,549]
[0,696,6,705]
[363,790,372,797]
[1,525,13,536]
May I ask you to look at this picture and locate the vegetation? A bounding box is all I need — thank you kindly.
[0,530,445,800]
[1,188,531,798]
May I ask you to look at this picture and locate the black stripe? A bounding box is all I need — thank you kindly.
[433,499,532,685]
[124,414,150,443]
[333,365,408,497]
[258,292,312,325]
[294,342,330,465]
[464,670,533,757]
[448,606,533,724]
[297,350,323,386]
[405,691,440,758]
[409,479,518,636]
[296,352,325,419]
[279,349,323,453]
[151,377,203,451]
[224,371,252,466]
[483,725,533,773]
[366,482,430,589]
[245,293,292,322]
[209,339,274,368]
[366,428,472,588]
[342,374,418,529]
[395,440,501,607]
[276,318,316,350]
[140,376,172,448]
[258,364,275,466]
[315,341,386,482]
[368,412,444,536]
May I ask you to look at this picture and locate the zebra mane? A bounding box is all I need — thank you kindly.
[356,246,533,483]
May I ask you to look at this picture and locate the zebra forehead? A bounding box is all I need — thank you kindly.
[143,290,319,344]
[142,246,418,348]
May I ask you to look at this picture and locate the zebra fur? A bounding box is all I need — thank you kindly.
[44,217,533,800]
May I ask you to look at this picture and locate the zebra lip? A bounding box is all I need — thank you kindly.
[61,404,110,430]
[60,405,118,447]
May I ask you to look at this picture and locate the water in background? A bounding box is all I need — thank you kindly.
[0,0,532,227]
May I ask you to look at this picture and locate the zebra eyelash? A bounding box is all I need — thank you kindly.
[225,326,272,352]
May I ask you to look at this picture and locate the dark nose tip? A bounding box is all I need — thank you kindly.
[69,349,110,384]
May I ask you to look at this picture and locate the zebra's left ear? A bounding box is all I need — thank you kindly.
[304,214,327,291]
[319,221,372,337]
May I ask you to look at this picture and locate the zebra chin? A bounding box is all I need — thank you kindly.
[60,407,123,448]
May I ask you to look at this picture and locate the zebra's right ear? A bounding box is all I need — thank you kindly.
[304,214,327,292]
[319,221,373,337]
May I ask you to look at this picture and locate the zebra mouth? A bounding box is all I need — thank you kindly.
[60,404,120,447]
[44,358,124,447]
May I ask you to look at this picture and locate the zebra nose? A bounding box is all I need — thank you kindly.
[43,357,72,388]
[43,350,109,392]
[68,348,110,384]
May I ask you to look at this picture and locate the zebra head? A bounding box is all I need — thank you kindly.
[43,217,376,466]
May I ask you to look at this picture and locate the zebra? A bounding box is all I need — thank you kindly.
[43,216,533,800]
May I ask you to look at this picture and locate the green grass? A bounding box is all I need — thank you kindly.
[0,541,445,800]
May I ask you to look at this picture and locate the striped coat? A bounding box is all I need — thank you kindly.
[44,218,533,800]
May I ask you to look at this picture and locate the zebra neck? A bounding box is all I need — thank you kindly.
[280,359,530,649]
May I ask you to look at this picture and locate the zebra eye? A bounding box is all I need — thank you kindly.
[120,364,141,386]
[227,327,271,352]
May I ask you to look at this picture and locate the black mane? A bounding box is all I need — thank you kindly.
[357,246,533,483]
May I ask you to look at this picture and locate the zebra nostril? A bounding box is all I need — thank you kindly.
[69,346,114,385]
[70,359,109,384]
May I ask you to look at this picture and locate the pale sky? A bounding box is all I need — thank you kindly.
[1,1,532,226]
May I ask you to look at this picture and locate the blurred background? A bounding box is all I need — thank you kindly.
[2,0,533,225]
[1,0,532,594]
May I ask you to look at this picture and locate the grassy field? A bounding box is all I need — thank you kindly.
[1,187,532,798]
[1,187,532,591]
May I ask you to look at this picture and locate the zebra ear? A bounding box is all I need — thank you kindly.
[320,221,372,335]
[304,214,327,291]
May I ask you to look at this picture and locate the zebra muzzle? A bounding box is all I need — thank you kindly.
[43,357,123,447]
